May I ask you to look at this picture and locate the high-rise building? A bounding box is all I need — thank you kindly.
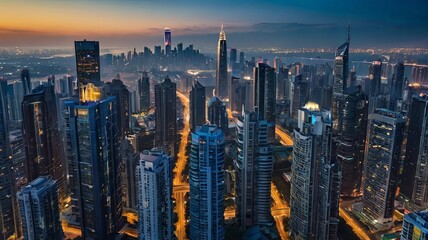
[254,63,276,124]
[0,79,15,240]
[75,40,101,85]
[154,77,177,155]
[337,86,368,197]
[276,67,288,100]
[401,210,428,240]
[389,62,405,111]
[21,68,31,95]
[65,96,124,238]
[119,138,138,209]
[138,71,151,112]
[291,74,309,120]
[369,60,382,97]
[235,111,274,230]
[208,96,228,134]
[8,81,25,124]
[107,77,130,139]
[164,28,172,56]
[17,176,63,240]
[401,96,428,210]
[22,84,67,200]
[189,125,225,240]
[230,48,237,66]
[216,25,228,100]
[349,67,356,87]
[137,149,173,240]
[239,52,245,64]
[361,108,405,230]
[290,103,341,240]
[190,81,206,132]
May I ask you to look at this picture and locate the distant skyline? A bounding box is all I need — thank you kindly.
[1,0,427,51]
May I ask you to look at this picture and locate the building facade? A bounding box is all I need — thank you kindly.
[401,210,428,240]
[216,25,228,100]
[190,81,206,132]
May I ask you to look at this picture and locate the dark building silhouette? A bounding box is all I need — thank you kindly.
[0,79,15,239]
[154,77,177,155]
[21,68,31,95]
[75,40,101,85]
[216,25,228,99]
[370,60,382,97]
[337,86,368,197]
[22,84,66,200]
[389,62,405,111]
[291,74,309,120]
[107,77,130,139]
[254,63,276,124]
[401,95,428,210]
[208,96,228,134]
[190,81,206,132]
[138,71,151,112]
[230,48,237,65]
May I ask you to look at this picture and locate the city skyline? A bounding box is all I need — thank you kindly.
[1,0,427,49]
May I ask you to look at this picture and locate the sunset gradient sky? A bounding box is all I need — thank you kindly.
[1,0,427,50]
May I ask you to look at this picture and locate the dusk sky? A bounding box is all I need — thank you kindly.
[1,0,427,51]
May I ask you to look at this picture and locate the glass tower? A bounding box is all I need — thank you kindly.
[190,80,206,133]
[74,40,101,85]
[216,25,228,100]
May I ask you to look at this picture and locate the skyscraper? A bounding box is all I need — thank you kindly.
[66,96,124,239]
[361,108,405,230]
[21,68,31,95]
[164,28,172,56]
[291,74,309,120]
[254,63,276,124]
[289,103,341,240]
[401,96,428,210]
[137,149,173,240]
[401,210,428,240]
[235,111,274,229]
[190,125,225,240]
[190,80,206,132]
[208,96,228,133]
[337,86,368,197]
[22,84,67,200]
[216,25,228,100]
[119,138,138,209]
[75,40,101,85]
[276,67,288,100]
[389,62,405,111]
[230,48,237,66]
[154,77,177,155]
[138,71,151,112]
[369,60,382,97]
[17,176,63,240]
[107,77,130,139]
[0,79,15,240]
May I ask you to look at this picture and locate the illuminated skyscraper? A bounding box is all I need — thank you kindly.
[74,40,101,85]
[66,96,124,238]
[290,104,340,240]
[138,71,151,112]
[107,77,130,139]
[0,79,15,240]
[154,77,177,155]
[164,28,172,56]
[235,111,274,230]
[208,96,228,133]
[137,149,173,240]
[17,176,63,240]
[189,125,225,240]
[337,86,368,197]
[361,109,405,230]
[22,84,67,200]
[190,80,206,132]
[216,25,228,100]
[401,96,428,210]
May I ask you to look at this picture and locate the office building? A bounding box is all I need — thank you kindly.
[369,60,382,97]
[189,125,225,240]
[208,96,228,133]
[230,48,237,66]
[0,79,15,240]
[107,77,130,139]
[138,71,151,112]
[154,77,177,155]
[120,138,138,209]
[401,210,428,240]
[235,111,274,229]
[276,67,288,100]
[66,95,124,239]
[21,68,31,95]
[75,40,101,85]
[389,62,405,111]
[17,176,62,240]
[337,86,368,197]
[164,28,172,56]
[361,109,405,230]
[290,103,340,240]
[254,63,276,123]
[401,96,428,210]
[291,74,309,120]
[7,81,25,125]
[22,84,67,200]
[137,149,173,240]
[350,67,356,87]
[216,25,228,100]
[190,80,206,132]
